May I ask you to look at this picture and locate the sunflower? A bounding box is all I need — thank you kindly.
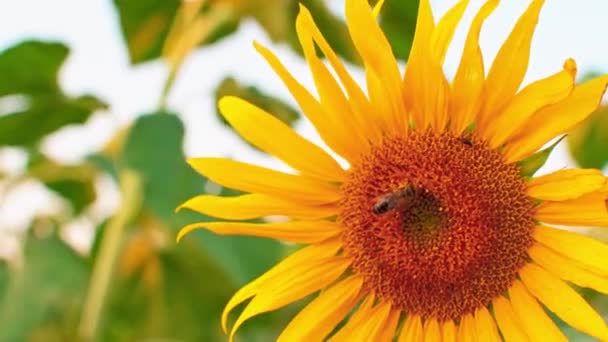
[177,0,608,340]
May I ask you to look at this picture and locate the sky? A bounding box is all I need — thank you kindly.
[0,0,607,251]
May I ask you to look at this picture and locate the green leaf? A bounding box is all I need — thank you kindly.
[112,0,180,64]
[568,106,608,170]
[120,113,283,284]
[518,136,564,178]
[27,157,97,215]
[0,41,107,147]
[100,237,233,341]
[0,228,89,341]
[0,41,66,95]
[214,77,300,128]
[0,262,7,305]
[377,0,419,60]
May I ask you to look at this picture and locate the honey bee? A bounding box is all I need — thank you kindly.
[459,137,473,146]
[373,184,418,215]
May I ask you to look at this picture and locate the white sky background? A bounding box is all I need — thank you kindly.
[0,0,607,251]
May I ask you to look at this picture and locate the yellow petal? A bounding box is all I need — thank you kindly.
[457,313,476,342]
[505,75,608,162]
[329,294,376,341]
[493,296,531,342]
[527,168,606,201]
[253,41,359,162]
[402,0,432,129]
[221,238,342,333]
[366,67,407,136]
[372,0,385,17]
[218,96,346,182]
[403,0,450,130]
[230,256,352,341]
[294,10,370,156]
[442,320,457,342]
[177,220,342,244]
[427,0,469,129]
[188,158,340,205]
[277,275,364,342]
[535,187,608,226]
[485,60,576,147]
[528,243,608,294]
[450,0,499,134]
[377,310,401,342]
[398,315,423,342]
[297,6,382,144]
[509,280,567,341]
[519,263,608,340]
[477,0,545,132]
[350,302,392,341]
[178,193,338,220]
[534,225,608,276]
[430,0,469,65]
[345,0,406,135]
[473,306,501,341]
[423,318,441,342]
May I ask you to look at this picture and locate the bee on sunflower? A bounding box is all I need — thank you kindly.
[178,0,608,340]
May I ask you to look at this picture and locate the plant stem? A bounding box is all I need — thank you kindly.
[157,66,179,111]
[78,170,142,341]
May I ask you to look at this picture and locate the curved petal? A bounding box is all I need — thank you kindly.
[403,0,450,130]
[188,158,341,205]
[508,280,567,342]
[534,187,608,226]
[527,168,606,201]
[229,256,352,341]
[528,243,608,294]
[505,75,608,162]
[221,239,342,333]
[329,294,376,341]
[295,10,370,156]
[457,313,476,342]
[297,6,382,144]
[398,315,423,342]
[345,0,406,135]
[253,41,360,162]
[177,220,343,244]
[427,0,469,129]
[519,263,608,340]
[493,296,530,342]
[178,193,338,220]
[350,302,392,341]
[485,60,576,147]
[534,225,608,276]
[377,309,400,342]
[449,0,498,134]
[477,0,545,132]
[218,96,346,181]
[423,318,441,341]
[430,0,469,65]
[277,275,364,342]
[442,320,457,342]
[474,306,501,341]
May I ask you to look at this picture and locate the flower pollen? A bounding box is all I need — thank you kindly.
[340,130,536,321]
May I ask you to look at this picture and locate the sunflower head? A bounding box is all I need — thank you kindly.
[178,0,608,340]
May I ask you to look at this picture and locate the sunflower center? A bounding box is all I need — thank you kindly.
[339,130,536,322]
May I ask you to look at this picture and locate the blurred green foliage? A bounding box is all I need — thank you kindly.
[0,0,605,341]
[568,105,608,170]
[0,41,107,147]
[518,136,564,178]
